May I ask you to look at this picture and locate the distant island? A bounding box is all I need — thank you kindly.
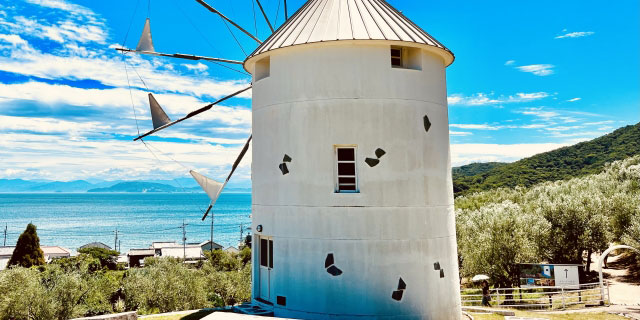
[0,179,251,193]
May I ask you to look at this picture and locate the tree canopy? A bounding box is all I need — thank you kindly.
[8,223,45,268]
[456,155,640,286]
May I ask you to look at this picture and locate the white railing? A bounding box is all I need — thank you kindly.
[460,282,609,311]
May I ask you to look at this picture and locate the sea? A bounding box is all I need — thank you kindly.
[0,193,251,253]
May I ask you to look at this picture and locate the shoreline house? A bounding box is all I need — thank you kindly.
[0,247,13,270]
[126,240,222,267]
[0,245,71,270]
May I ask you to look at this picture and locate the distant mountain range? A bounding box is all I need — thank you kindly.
[0,178,251,193]
[453,123,640,196]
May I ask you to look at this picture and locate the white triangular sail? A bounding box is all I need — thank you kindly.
[190,170,224,206]
[136,18,155,52]
[148,93,171,129]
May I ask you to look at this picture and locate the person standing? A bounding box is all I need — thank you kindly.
[481,280,492,307]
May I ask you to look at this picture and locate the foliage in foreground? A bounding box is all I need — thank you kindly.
[456,155,640,287]
[0,249,251,320]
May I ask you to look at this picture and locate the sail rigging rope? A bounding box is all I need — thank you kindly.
[221,18,248,56]
[274,0,282,26]
[251,0,258,38]
[172,1,251,76]
[123,55,141,136]
[121,0,142,47]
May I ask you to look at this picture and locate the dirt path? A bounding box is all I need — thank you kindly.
[592,253,640,306]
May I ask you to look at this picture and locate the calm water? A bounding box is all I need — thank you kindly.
[0,193,251,253]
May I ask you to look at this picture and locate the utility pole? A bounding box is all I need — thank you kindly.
[3,224,7,246]
[114,228,119,251]
[210,213,214,252]
[119,240,121,253]
[181,220,188,261]
[239,223,244,245]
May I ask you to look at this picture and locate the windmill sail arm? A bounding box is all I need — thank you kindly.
[201,204,213,221]
[226,135,252,182]
[194,0,263,44]
[116,48,243,64]
[133,86,252,141]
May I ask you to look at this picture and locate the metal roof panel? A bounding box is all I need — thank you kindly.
[246,0,453,66]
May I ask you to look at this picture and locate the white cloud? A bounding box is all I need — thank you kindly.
[183,63,208,72]
[451,143,571,166]
[448,92,549,106]
[519,107,560,119]
[555,31,594,39]
[505,60,516,66]
[450,131,473,136]
[567,97,581,102]
[520,124,546,129]
[517,64,555,76]
[450,124,500,130]
[0,132,252,182]
[24,0,95,16]
[0,1,254,184]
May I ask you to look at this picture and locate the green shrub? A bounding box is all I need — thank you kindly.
[122,258,208,314]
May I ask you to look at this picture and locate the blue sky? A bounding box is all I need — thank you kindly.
[0,0,638,187]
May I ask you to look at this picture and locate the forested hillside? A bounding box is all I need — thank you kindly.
[453,123,640,196]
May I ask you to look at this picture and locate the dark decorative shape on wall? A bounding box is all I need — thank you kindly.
[375,148,386,158]
[325,253,343,276]
[277,296,287,306]
[434,262,440,271]
[327,265,343,276]
[424,115,431,132]
[398,277,406,290]
[279,163,289,175]
[283,154,292,162]
[392,290,404,301]
[325,253,334,268]
[391,276,407,301]
[440,269,445,278]
[365,158,380,167]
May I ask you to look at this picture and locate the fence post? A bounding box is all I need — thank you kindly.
[606,280,611,306]
[561,287,566,309]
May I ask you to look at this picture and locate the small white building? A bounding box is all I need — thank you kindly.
[244,0,461,318]
[0,246,71,270]
[0,247,14,270]
[41,246,71,262]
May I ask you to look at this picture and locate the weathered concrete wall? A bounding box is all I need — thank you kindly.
[73,311,137,320]
[251,42,461,319]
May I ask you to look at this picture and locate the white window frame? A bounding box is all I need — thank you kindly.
[334,145,359,193]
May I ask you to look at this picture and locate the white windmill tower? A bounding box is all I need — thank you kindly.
[119,0,460,318]
[243,0,461,318]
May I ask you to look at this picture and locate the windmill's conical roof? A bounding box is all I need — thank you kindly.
[245,0,454,68]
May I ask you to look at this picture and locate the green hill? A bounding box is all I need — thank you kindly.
[452,162,507,178]
[453,123,640,196]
